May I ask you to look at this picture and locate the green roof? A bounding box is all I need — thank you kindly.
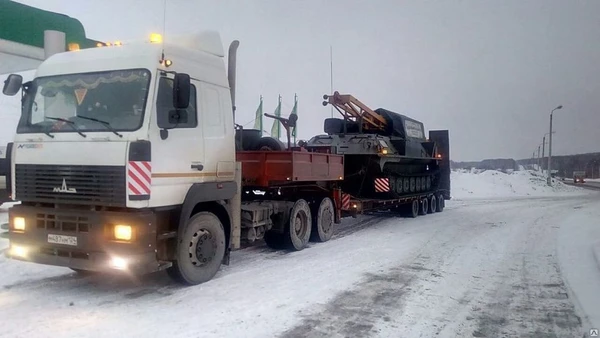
[0,0,101,49]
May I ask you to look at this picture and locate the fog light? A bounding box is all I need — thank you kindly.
[9,245,28,258]
[114,225,132,241]
[13,217,25,231]
[110,257,128,270]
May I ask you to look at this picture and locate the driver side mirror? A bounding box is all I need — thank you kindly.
[173,73,190,109]
[3,74,23,96]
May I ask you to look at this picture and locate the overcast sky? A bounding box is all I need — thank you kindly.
[11,0,600,161]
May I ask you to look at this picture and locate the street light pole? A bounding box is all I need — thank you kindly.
[542,136,546,172]
[538,145,542,170]
[547,105,563,186]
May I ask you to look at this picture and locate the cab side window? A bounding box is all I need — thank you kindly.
[156,77,198,129]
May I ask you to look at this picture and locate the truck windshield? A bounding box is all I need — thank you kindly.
[16,69,151,134]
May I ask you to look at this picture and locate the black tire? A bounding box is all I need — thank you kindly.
[437,194,445,212]
[264,230,286,250]
[403,178,410,193]
[419,198,428,216]
[286,199,312,250]
[166,212,226,285]
[310,198,335,243]
[256,137,285,151]
[415,177,421,192]
[410,177,416,193]
[408,199,419,218]
[428,195,437,214]
[396,177,403,194]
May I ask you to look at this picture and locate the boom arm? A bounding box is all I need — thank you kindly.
[322,91,388,132]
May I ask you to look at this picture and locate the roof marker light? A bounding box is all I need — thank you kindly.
[150,33,163,44]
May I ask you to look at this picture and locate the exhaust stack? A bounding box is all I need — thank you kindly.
[228,40,240,119]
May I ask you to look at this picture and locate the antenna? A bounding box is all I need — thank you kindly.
[330,45,333,118]
[161,0,167,60]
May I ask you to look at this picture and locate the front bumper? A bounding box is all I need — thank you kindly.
[5,204,164,274]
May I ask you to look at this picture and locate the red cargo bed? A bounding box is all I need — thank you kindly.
[236,151,344,187]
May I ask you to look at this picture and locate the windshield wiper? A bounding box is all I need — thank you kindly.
[45,116,87,138]
[42,128,55,138]
[76,116,123,138]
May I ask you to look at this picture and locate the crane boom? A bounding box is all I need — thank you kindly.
[322,91,388,132]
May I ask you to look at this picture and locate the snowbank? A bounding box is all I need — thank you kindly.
[451,169,584,200]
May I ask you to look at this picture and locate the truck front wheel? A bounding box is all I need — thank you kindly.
[167,212,226,285]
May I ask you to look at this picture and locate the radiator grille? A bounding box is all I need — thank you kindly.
[15,164,126,206]
[35,213,90,233]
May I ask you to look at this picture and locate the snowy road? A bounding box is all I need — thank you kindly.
[1,192,600,338]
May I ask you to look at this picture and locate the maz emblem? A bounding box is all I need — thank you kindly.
[53,179,77,193]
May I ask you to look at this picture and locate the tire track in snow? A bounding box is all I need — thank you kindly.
[280,198,588,338]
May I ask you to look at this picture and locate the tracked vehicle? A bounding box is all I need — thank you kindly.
[305,92,450,201]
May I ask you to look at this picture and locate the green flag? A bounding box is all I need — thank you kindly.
[290,94,298,144]
[253,96,263,136]
[270,95,281,139]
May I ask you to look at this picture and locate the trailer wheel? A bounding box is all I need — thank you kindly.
[286,199,312,250]
[310,198,334,243]
[437,193,445,212]
[167,212,226,285]
[428,195,437,214]
[419,198,428,216]
[408,199,419,218]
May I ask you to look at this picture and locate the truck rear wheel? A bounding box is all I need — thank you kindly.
[167,212,226,285]
[310,198,334,243]
[286,199,312,250]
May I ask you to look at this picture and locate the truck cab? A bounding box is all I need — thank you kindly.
[573,171,586,184]
[2,32,239,284]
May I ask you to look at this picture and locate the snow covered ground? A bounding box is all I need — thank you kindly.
[1,170,599,338]
[451,169,582,200]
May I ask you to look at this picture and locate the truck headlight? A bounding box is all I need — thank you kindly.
[114,225,132,241]
[13,217,25,231]
[9,245,28,258]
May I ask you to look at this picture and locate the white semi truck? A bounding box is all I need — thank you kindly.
[2,32,450,285]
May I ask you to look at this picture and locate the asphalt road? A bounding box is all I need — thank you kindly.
[564,180,600,191]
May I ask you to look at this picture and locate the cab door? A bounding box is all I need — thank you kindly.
[147,75,205,206]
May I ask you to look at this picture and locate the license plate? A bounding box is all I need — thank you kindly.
[47,234,78,246]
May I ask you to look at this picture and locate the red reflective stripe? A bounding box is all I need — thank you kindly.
[130,161,151,183]
[128,169,151,194]
[128,182,141,195]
